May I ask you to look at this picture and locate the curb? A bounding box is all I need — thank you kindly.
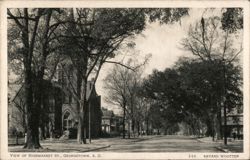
[131,137,152,143]
[215,146,231,153]
[131,138,149,143]
[196,138,221,144]
[82,145,111,152]
[196,139,203,143]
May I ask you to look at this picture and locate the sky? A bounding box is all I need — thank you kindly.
[95,8,225,114]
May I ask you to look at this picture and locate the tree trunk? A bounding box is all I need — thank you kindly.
[137,121,140,137]
[77,110,83,143]
[132,119,135,137]
[23,70,42,149]
[25,8,53,147]
[22,8,42,149]
[122,106,126,139]
[128,120,131,139]
[146,118,149,135]
[76,68,87,144]
[24,70,42,149]
[223,104,227,145]
[215,110,222,140]
[219,110,223,140]
[130,100,135,137]
[82,76,88,144]
[212,120,215,141]
[205,119,211,137]
[75,71,87,144]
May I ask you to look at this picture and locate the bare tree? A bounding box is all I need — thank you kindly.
[103,58,148,138]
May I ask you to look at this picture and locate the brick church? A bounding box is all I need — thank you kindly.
[8,63,102,139]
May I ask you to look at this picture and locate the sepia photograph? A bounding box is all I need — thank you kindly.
[1,0,249,160]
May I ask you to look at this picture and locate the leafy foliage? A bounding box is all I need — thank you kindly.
[141,56,242,135]
[221,8,243,33]
[144,8,189,24]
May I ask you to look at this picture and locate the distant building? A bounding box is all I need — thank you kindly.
[221,106,243,139]
[101,107,113,133]
[101,107,123,136]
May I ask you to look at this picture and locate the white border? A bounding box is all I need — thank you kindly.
[1,1,249,160]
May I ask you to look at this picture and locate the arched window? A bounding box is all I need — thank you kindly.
[63,111,72,130]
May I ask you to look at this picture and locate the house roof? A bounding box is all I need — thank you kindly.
[101,107,114,119]
[10,79,99,107]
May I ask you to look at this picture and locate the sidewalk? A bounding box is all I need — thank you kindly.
[216,143,243,153]
[8,135,155,152]
[197,137,243,153]
[9,139,110,152]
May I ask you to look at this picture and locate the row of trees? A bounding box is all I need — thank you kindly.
[104,59,150,138]
[103,13,243,144]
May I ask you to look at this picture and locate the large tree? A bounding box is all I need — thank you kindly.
[177,58,242,138]
[59,8,146,143]
[8,8,44,149]
[59,8,188,143]
[181,15,242,144]
[141,56,242,138]
[8,8,69,148]
[142,69,183,134]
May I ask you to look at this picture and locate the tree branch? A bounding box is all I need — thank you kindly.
[7,9,23,29]
[104,60,136,71]
[228,46,243,63]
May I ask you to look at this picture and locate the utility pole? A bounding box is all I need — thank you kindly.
[88,102,91,143]
[223,100,227,145]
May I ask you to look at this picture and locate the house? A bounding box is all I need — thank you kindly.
[101,107,123,137]
[221,106,243,139]
[101,107,113,134]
